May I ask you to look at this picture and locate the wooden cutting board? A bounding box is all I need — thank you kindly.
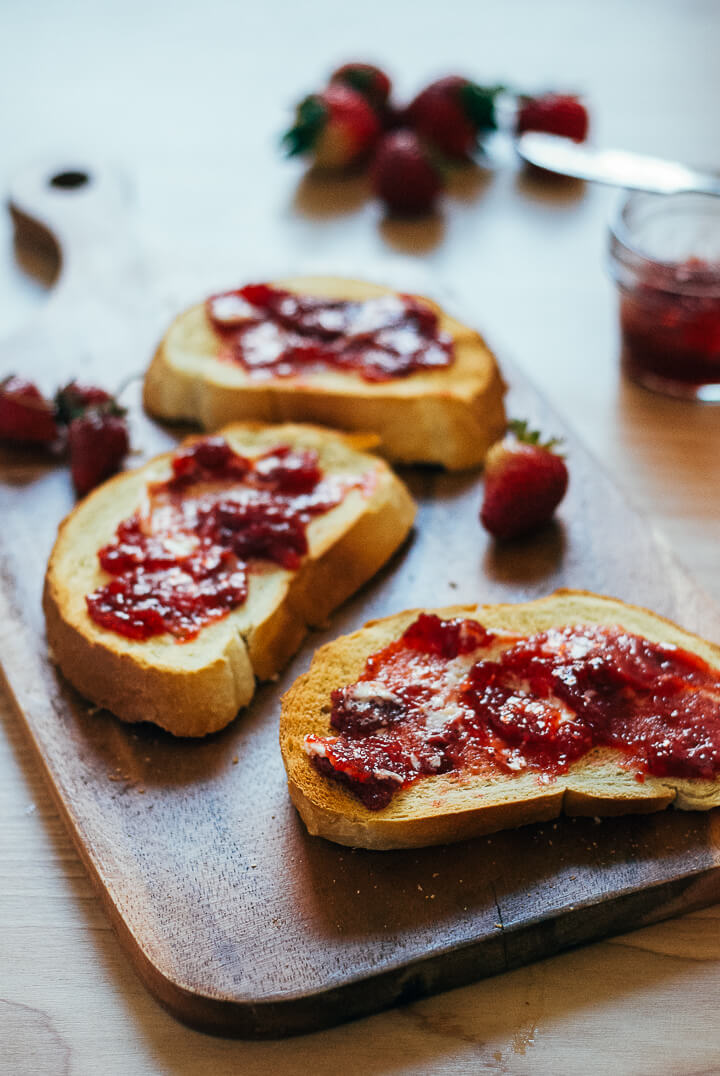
[2,162,720,1039]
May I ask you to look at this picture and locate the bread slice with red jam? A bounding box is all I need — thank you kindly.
[43,422,415,737]
[280,590,720,849]
[143,276,507,471]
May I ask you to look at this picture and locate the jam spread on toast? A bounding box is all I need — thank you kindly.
[206,283,454,382]
[86,437,349,641]
[305,613,720,809]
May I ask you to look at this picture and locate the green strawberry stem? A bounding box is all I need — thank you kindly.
[55,386,126,424]
[281,95,327,157]
[339,68,374,97]
[508,418,563,454]
[460,82,506,133]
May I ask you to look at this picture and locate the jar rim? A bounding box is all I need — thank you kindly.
[610,190,720,277]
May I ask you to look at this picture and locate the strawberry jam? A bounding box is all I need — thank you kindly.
[619,259,720,395]
[206,283,454,382]
[305,614,720,809]
[86,437,346,641]
[609,192,720,399]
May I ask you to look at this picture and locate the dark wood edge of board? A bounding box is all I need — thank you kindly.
[4,645,718,1041]
[94,858,720,1038]
[5,637,719,1039]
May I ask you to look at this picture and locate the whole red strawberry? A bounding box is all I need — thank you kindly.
[372,130,443,215]
[282,83,381,169]
[0,376,59,444]
[56,381,130,495]
[69,410,130,495]
[406,76,503,159]
[480,420,568,540]
[330,62,392,113]
[515,93,589,142]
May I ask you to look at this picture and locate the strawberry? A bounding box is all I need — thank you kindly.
[372,130,443,215]
[480,420,568,540]
[515,93,589,142]
[0,376,59,444]
[406,76,503,159]
[56,381,130,494]
[282,83,381,169]
[68,410,130,495]
[55,381,113,423]
[330,62,392,113]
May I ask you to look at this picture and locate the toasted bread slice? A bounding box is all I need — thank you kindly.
[143,276,507,470]
[44,423,415,737]
[280,590,720,849]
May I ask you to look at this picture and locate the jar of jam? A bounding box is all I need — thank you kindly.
[608,191,720,399]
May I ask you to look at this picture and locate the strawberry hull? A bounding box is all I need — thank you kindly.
[480,423,569,540]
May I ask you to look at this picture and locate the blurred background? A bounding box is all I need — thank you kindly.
[2,0,717,582]
[2,0,716,326]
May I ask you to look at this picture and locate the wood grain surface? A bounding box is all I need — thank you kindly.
[2,0,720,1071]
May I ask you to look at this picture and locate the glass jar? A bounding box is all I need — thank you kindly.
[608,191,720,400]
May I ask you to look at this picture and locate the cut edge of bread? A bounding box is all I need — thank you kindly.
[279,590,720,849]
[143,276,507,471]
[43,422,416,737]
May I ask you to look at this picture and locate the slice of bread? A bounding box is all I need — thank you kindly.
[280,590,720,850]
[44,422,416,737]
[143,276,507,471]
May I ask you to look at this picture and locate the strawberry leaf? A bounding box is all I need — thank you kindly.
[459,82,504,133]
[281,95,327,157]
[508,418,563,454]
[55,382,125,424]
[338,68,374,96]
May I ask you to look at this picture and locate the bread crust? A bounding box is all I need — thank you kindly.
[279,590,720,849]
[43,422,416,737]
[143,276,507,470]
